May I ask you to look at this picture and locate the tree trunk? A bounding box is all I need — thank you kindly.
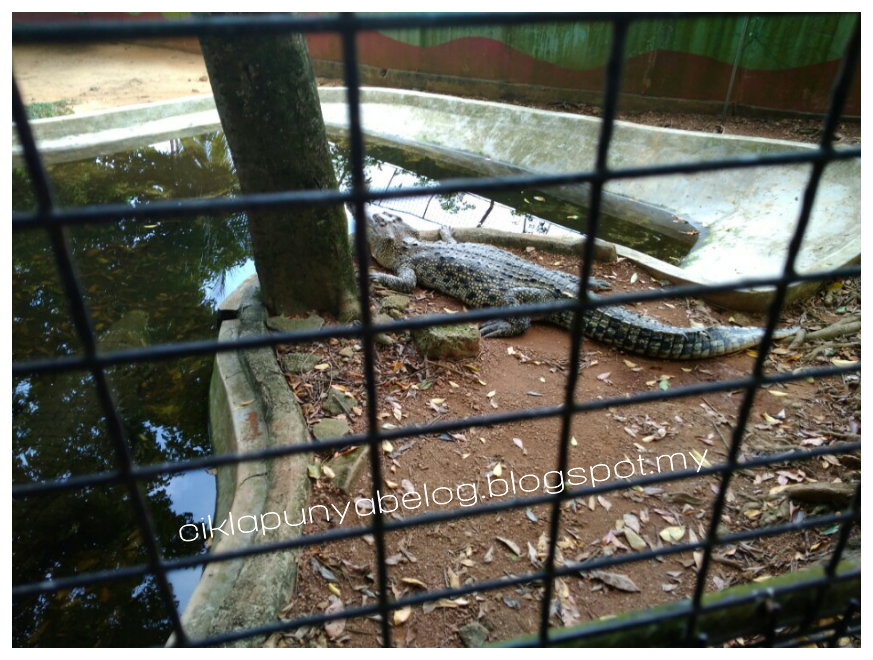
[199,18,358,319]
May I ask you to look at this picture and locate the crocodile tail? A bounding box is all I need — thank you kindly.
[570,307,800,360]
[688,324,800,359]
[620,324,799,360]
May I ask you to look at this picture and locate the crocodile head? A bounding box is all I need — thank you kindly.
[364,207,419,269]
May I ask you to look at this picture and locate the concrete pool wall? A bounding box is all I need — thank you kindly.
[13,87,860,311]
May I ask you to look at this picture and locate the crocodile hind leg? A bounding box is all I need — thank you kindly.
[479,287,554,338]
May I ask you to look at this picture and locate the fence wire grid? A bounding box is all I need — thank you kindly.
[11,12,861,649]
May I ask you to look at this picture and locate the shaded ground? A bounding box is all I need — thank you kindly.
[12,43,861,145]
[270,251,860,648]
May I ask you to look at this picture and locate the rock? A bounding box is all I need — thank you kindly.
[458,621,489,648]
[281,352,320,374]
[267,313,324,334]
[374,312,395,346]
[312,418,351,441]
[323,445,369,493]
[387,309,404,319]
[412,323,480,359]
[380,294,410,311]
[338,346,355,358]
[323,387,357,416]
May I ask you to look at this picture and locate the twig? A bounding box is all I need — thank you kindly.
[711,420,731,451]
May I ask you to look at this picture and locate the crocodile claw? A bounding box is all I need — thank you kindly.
[479,320,515,338]
[588,278,612,291]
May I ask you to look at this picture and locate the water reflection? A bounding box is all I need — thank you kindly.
[12,132,248,646]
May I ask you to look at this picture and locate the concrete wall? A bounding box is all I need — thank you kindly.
[12,12,861,118]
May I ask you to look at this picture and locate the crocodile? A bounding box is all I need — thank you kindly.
[364,208,798,360]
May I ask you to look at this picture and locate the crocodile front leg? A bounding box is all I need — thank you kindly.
[479,286,553,338]
[439,226,457,243]
[371,265,417,293]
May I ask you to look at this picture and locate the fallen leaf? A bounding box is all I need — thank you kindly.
[690,448,711,468]
[324,596,345,639]
[496,536,521,556]
[401,577,427,589]
[624,528,647,551]
[592,570,641,593]
[393,606,412,625]
[659,526,686,543]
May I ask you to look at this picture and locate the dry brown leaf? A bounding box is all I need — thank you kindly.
[393,606,412,625]
[592,570,641,593]
[496,536,521,556]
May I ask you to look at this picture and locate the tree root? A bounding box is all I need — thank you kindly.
[803,319,860,342]
[779,481,857,507]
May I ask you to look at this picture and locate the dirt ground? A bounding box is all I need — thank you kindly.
[13,43,212,113]
[12,42,861,145]
[271,251,860,648]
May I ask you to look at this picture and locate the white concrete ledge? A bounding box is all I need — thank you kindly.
[13,88,859,311]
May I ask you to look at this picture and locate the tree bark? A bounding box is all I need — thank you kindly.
[199,18,358,319]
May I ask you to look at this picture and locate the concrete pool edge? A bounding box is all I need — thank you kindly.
[173,277,313,647]
[13,89,859,311]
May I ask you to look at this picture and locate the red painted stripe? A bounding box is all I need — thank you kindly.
[308,32,859,115]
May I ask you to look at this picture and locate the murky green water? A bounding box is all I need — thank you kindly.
[12,130,691,646]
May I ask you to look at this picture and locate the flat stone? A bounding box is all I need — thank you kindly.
[458,622,489,648]
[312,418,351,441]
[412,323,480,359]
[323,387,357,416]
[338,346,355,358]
[380,294,410,311]
[267,313,324,334]
[374,312,395,346]
[323,445,369,493]
[281,352,320,374]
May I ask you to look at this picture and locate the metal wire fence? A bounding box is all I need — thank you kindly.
[12,12,861,648]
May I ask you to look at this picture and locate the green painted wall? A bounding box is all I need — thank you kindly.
[379,14,857,72]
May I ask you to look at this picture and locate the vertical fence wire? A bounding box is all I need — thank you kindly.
[339,13,393,647]
[538,18,629,644]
